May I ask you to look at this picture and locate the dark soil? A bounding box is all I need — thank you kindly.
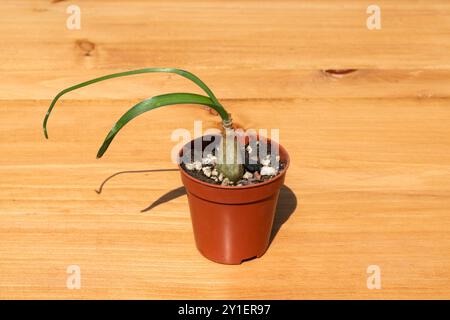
[180,140,286,186]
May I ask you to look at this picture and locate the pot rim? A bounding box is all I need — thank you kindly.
[178,136,290,190]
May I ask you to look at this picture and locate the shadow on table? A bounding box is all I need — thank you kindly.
[269,185,297,244]
[97,169,297,243]
[95,168,179,194]
[140,186,186,212]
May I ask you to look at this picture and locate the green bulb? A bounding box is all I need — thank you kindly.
[216,130,244,182]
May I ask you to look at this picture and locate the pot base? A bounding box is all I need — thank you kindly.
[196,248,266,265]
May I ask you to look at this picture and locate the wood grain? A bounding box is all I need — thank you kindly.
[0,0,449,299]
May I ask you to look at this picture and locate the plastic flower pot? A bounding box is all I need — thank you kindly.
[178,135,290,265]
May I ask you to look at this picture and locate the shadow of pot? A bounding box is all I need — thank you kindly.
[178,135,290,265]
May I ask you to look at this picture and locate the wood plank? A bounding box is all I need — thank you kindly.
[2,0,450,100]
[1,0,450,299]
[4,69,450,101]
[2,0,450,73]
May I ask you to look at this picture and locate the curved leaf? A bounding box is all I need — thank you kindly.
[96,93,220,158]
[43,68,229,138]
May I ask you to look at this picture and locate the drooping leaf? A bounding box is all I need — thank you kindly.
[43,68,230,138]
[96,92,221,158]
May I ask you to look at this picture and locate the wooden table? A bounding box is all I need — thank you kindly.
[1,0,449,299]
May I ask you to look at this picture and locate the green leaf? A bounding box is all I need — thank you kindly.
[96,93,220,158]
[43,68,230,138]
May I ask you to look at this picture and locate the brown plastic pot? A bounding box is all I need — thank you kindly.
[178,135,290,264]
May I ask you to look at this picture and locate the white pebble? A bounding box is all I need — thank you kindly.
[193,161,202,171]
[202,154,217,165]
[246,145,253,153]
[185,163,195,170]
[218,173,224,182]
[243,171,253,180]
[201,158,212,165]
[261,159,271,166]
[211,169,218,176]
[202,167,212,177]
[260,166,277,176]
[221,178,230,186]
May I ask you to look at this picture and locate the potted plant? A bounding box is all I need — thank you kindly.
[43,68,290,264]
